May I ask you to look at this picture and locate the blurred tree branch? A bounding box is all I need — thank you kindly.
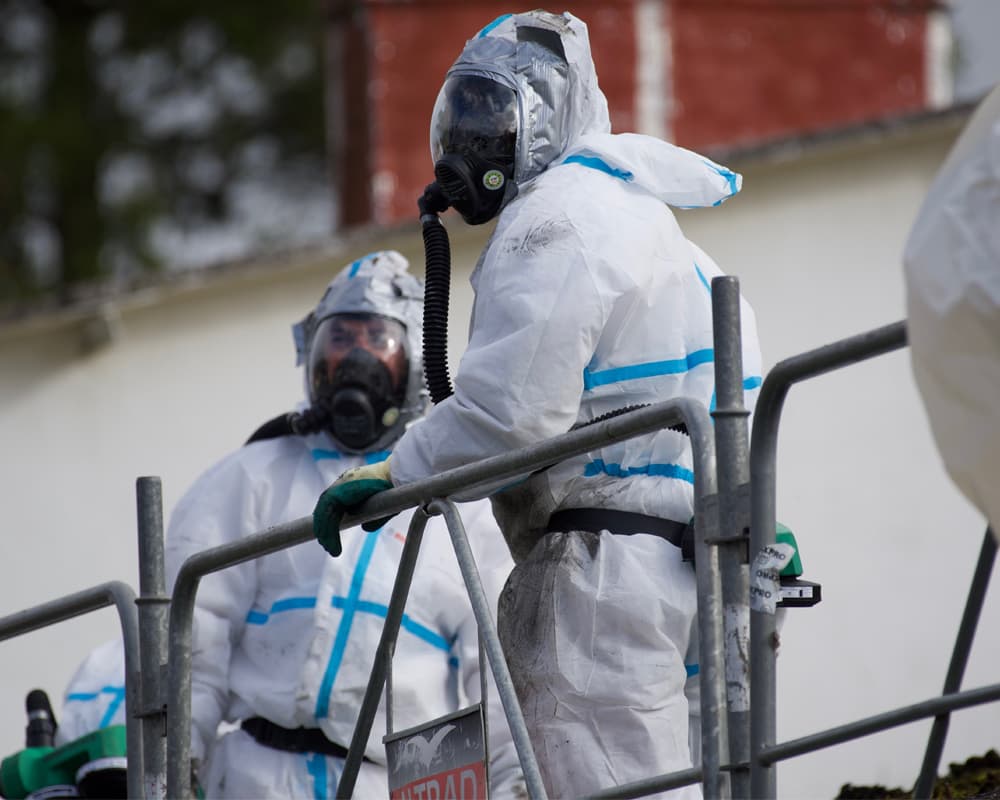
[0,0,328,309]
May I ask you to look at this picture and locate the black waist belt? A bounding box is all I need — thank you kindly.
[242,717,367,761]
[546,508,689,549]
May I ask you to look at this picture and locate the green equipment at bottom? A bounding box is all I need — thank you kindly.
[776,523,822,608]
[0,726,127,800]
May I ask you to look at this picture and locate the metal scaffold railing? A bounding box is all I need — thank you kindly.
[159,275,750,800]
[0,575,144,799]
[747,320,999,800]
[164,388,726,800]
[2,281,997,800]
[0,488,147,797]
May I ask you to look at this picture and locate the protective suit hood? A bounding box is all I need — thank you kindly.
[554,132,742,209]
[437,10,611,189]
[292,250,428,453]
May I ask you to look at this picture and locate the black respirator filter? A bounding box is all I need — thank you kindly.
[330,387,380,450]
[434,153,512,225]
[323,347,400,451]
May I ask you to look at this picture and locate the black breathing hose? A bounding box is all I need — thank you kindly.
[571,404,688,436]
[419,183,455,404]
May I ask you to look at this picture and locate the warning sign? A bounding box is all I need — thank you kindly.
[390,762,486,800]
[386,706,488,800]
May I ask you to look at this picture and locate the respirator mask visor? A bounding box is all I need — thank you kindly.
[307,313,410,451]
[430,74,518,225]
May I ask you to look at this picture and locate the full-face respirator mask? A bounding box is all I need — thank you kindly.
[242,252,425,450]
[306,313,410,452]
[429,74,518,226]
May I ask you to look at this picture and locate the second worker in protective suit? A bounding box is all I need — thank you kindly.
[314,10,763,798]
[165,251,522,798]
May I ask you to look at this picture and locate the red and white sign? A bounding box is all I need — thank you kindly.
[390,762,486,800]
[386,706,488,800]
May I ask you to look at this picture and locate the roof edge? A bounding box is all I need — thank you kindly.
[705,99,980,168]
[0,219,420,340]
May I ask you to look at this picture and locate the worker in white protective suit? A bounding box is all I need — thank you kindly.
[165,251,523,798]
[55,639,128,746]
[312,11,763,799]
[47,639,130,798]
[904,83,1000,545]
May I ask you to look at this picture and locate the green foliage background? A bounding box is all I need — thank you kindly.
[0,0,328,308]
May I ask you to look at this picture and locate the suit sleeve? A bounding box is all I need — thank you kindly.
[392,211,618,493]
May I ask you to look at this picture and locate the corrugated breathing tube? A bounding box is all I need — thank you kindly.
[419,183,454,404]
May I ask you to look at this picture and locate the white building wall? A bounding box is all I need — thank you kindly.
[682,120,997,797]
[0,266,319,759]
[2,118,996,796]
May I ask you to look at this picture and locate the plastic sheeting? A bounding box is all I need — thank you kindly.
[904,84,1000,542]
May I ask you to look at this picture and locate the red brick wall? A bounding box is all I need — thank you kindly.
[345,0,934,225]
[670,0,929,149]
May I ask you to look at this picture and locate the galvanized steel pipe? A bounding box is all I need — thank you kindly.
[711,276,751,799]
[165,397,716,798]
[0,581,143,800]
[748,321,907,799]
[336,510,429,798]
[136,477,168,800]
[430,499,548,800]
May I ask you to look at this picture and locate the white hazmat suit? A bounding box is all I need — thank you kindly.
[165,252,522,798]
[388,11,763,798]
[904,84,1000,544]
[56,638,127,746]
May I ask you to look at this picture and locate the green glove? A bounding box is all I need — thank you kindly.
[313,459,394,557]
[192,758,206,800]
